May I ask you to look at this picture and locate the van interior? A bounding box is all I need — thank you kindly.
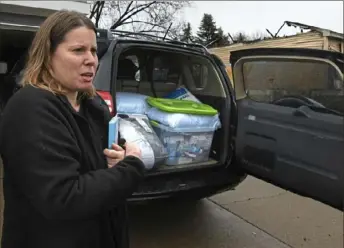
[0,28,35,111]
[115,46,232,171]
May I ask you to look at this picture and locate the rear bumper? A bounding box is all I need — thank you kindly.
[128,165,247,203]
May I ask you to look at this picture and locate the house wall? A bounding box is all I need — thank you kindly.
[210,31,325,67]
[0,1,91,30]
[210,31,344,85]
[0,1,90,16]
[328,37,344,52]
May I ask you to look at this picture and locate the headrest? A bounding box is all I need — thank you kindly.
[0,62,7,74]
[117,58,138,79]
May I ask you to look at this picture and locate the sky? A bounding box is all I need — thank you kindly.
[180,1,343,37]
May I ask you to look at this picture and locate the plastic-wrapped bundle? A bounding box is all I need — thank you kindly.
[164,86,201,103]
[116,92,150,114]
[146,107,221,132]
[118,114,167,169]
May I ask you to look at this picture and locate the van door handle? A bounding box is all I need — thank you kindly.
[292,106,310,118]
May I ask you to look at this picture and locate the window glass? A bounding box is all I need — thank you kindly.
[243,60,344,114]
[190,63,209,89]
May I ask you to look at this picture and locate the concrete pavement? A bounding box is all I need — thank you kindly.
[1,154,342,248]
[210,176,343,248]
[129,199,292,248]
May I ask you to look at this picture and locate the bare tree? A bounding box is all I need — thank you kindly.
[249,31,270,41]
[90,1,191,39]
[228,30,271,44]
[230,31,250,43]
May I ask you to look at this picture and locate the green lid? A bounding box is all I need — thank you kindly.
[146,97,218,116]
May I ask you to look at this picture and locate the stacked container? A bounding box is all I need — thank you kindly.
[146,97,221,166]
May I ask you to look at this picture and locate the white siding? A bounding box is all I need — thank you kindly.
[0,1,90,15]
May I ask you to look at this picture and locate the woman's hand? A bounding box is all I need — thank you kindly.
[124,142,142,160]
[104,142,142,168]
[104,144,125,168]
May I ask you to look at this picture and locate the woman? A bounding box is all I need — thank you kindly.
[0,10,145,248]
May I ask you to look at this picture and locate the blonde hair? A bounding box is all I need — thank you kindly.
[21,10,97,99]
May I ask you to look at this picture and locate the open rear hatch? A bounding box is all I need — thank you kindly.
[231,48,344,113]
[97,40,233,174]
[231,48,344,210]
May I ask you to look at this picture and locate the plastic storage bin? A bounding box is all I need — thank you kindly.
[151,121,215,166]
[146,96,221,130]
[146,97,218,116]
[146,97,220,166]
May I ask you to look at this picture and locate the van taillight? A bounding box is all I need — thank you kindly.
[97,91,114,115]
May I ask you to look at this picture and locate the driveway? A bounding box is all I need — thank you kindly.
[129,176,342,248]
[210,176,343,248]
[129,199,291,248]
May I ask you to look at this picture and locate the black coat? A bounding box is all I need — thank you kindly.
[0,85,145,248]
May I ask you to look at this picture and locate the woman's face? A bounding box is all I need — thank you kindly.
[50,26,98,93]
